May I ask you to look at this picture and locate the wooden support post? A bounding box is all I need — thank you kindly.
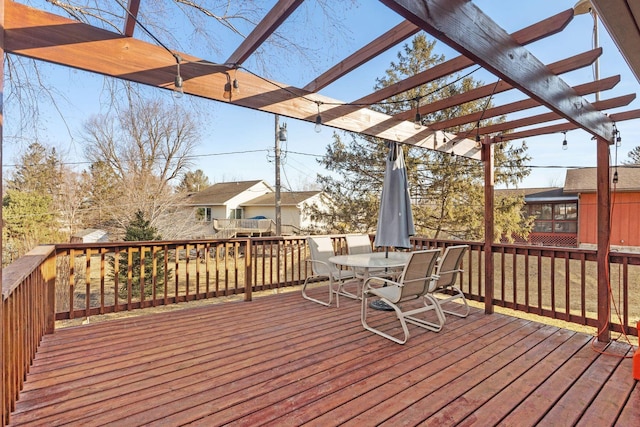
[483,137,494,314]
[244,239,253,302]
[1,0,6,422]
[596,136,611,342]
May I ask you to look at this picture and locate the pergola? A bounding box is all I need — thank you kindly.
[2,0,640,341]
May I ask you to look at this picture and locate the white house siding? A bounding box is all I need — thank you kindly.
[223,182,272,218]
[298,193,325,230]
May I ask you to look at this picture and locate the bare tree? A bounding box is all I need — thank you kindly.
[83,96,198,184]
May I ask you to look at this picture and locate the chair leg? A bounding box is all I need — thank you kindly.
[335,279,360,302]
[399,294,446,333]
[436,287,469,318]
[302,276,334,307]
[361,292,409,344]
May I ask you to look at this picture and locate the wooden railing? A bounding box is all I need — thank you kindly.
[412,237,639,336]
[1,245,56,426]
[51,237,318,320]
[2,236,639,426]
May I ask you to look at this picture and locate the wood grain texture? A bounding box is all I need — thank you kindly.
[7,291,638,426]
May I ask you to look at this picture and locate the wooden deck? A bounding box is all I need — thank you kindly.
[8,288,639,426]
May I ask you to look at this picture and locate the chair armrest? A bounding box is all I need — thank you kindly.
[363,275,402,290]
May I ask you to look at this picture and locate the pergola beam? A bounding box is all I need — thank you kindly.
[394,49,603,121]
[431,75,621,130]
[123,0,141,37]
[353,9,574,107]
[303,20,421,93]
[479,94,635,136]
[225,0,304,67]
[380,0,614,141]
[495,109,640,142]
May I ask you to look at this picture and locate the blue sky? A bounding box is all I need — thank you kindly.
[5,0,639,190]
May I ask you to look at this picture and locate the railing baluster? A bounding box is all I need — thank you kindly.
[565,251,570,321]
[85,248,91,319]
[580,252,586,322]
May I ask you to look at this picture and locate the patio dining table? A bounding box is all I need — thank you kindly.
[329,251,411,309]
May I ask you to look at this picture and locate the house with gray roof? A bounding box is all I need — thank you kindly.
[184,180,325,236]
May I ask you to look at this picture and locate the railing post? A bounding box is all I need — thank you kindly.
[596,136,611,342]
[244,239,252,302]
[1,0,5,422]
[43,252,57,335]
[483,137,494,314]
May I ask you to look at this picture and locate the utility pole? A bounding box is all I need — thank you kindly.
[274,115,285,236]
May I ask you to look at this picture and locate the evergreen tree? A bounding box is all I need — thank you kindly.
[2,143,74,263]
[623,146,640,164]
[313,34,533,241]
[6,142,62,195]
[2,190,65,265]
[176,169,210,193]
[111,210,171,299]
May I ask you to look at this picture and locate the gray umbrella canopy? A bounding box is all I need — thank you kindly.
[374,142,415,250]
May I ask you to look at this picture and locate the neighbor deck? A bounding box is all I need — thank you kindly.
[7,289,639,426]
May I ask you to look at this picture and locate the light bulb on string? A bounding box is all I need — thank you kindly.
[614,123,622,147]
[233,68,240,94]
[174,75,184,99]
[314,102,322,133]
[414,98,422,130]
[173,54,183,99]
[223,73,232,100]
[562,131,568,150]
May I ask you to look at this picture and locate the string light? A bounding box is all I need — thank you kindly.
[475,121,481,148]
[562,131,568,150]
[114,1,494,143]
[613,123,622,147]
[233,68,240,94]
[314,102,322,133]
[173,54,183,99]
[414,98,422,130]
[223,73,232,100]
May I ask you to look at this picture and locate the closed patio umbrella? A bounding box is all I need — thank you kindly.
[374,141,415,252]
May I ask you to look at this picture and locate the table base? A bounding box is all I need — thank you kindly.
[370,299,394,311]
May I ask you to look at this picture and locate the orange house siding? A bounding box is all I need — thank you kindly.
[578,192,640,246]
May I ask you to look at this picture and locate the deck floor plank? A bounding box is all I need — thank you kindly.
[539,340,631,426]
[418,326,576,426]
[7,291,639,426]
[576,345,637,426]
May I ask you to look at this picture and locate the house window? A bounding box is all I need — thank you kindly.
[526,202,577,234]
[230,208,243,219]
[196,207,213,221]
[553,203,577,233]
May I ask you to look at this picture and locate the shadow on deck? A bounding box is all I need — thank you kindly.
[8,288,639,426]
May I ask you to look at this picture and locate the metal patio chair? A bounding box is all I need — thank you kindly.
[302,236,356,307]
[430,244,470,318]
[345,234,400,282]
[361,248,442,344]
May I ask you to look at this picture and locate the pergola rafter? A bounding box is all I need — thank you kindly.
[353,9,574,109]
